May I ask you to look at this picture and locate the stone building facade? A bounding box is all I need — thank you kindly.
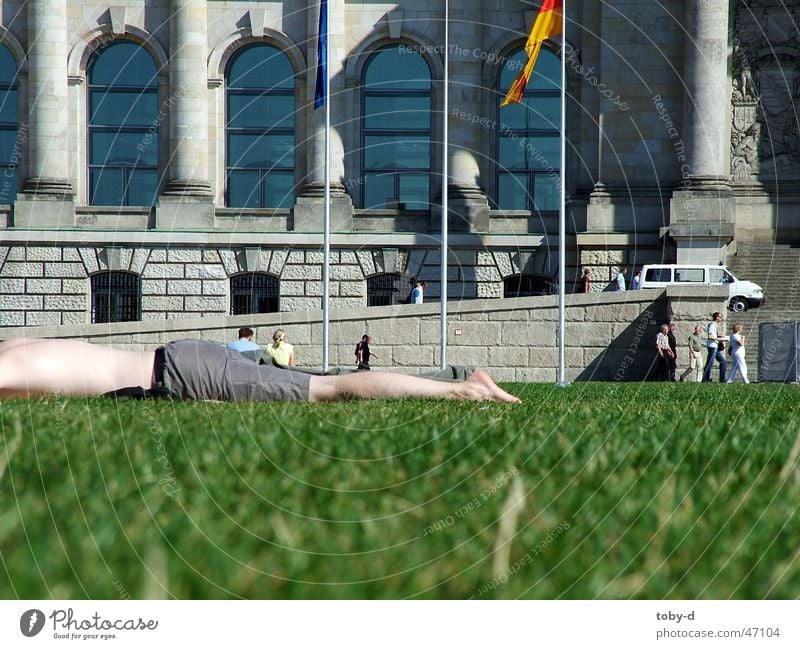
[0,0,795,327]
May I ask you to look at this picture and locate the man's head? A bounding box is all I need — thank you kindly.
[660,324,669,333]
[620,267,627,275]
[669,323,676,332]
[712,311,724,322]
[238,327,254,341]
[695,325,703,335]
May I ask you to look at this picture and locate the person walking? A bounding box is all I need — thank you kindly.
[411,280,426,304]
[631,270,641,290]
[580,269,591,293]
[615,267,627,291]
[266,328,296,367]
[702,312,727,382]
[667,323,678,381]
[726,323,750,384]
[404,277,416,304]
[355,335,375,370]
[655,324,673,381]
[680,325,705,383]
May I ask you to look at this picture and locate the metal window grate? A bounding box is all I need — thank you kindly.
[367,274,404,307]
[91,271,141,323]
[230,273,280,315]
[503,274,553,298]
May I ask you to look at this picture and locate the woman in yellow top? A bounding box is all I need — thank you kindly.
[266,328,296,367]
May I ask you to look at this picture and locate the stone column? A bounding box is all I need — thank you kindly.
[156,0,214,229]
[444,7,490,233]
[294,0,353,231]
[15,0,75,227]
[669,0,734,264]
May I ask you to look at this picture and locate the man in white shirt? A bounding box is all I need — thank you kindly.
[412,280,426,304]
[702,312,728,382]
[616,267,627,291]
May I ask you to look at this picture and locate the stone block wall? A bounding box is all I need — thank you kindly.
[0,287,728,382]
[0,243,563,327]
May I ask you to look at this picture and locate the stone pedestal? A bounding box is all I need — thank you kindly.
[586,184,613,231]
[437,183,490,233]
[293,183,353,232]
[14,193,75,228]
[669,190,735,264]
[155,195,214,230]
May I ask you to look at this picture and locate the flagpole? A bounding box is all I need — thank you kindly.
[322,0,331,371]
[440,0,449,370]
[557,0,567,386]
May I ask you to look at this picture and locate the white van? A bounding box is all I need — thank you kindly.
[639,264,764,312]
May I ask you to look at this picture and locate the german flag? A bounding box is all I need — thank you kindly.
[501,0,563,107]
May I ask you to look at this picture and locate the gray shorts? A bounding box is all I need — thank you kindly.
[160,340,311,402]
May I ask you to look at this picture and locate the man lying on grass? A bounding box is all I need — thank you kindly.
[0,338,520,403]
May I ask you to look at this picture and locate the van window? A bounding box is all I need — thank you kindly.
[708,268,734,284]
[675,268,704,283]
[645,268,671,282]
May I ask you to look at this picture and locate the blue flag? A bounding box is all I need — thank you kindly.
[314,0,327,109]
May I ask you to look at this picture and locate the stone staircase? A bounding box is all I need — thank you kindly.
[726,242,800,373]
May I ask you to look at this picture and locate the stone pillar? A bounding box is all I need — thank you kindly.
[443,8,490,233]
[669,0,734,264]
[294,0,353,231]
[156,0,214,230]
[15,0,75,227]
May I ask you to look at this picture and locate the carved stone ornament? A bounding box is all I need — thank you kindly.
[731,1,800,180]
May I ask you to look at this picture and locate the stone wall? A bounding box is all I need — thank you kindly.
[0,287,728,382]
[0,242,564,326]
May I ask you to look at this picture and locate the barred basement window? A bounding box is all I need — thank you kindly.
[367,273,407,306]
[91,271,141,323]
[230,273,279,315]
[504,274,553,298]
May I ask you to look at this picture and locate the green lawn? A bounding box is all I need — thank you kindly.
[1,383,799,599]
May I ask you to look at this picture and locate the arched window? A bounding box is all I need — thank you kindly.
[226,44,295,208]
[504,273,553,298]
[361,45,431,210]
[91,271,141,323]
[496,48,560,212]
[367,273,409,306]
[88,42,159,206]
[0,44,19,204]
[230,272,280,315]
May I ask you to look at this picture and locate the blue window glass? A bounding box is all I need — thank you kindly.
[88,41,159,206]
[0,44,19,204]
[226,44,295,208]
[496,48,561,213]
[361,45,431,210]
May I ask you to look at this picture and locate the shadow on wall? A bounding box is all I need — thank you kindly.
[577,296,669,382]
